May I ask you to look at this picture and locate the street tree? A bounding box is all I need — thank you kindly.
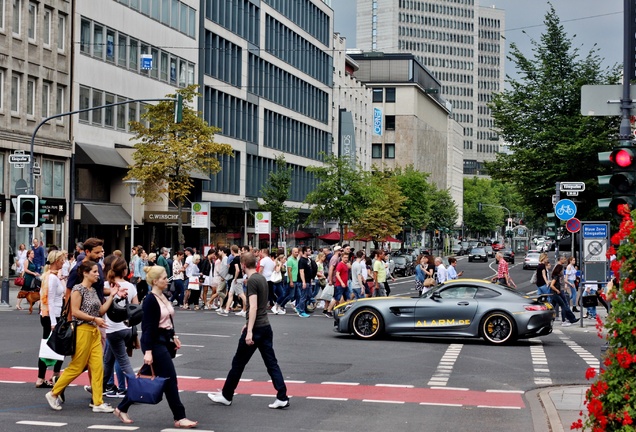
[463,177,504,236]
[259,154,298,233]
[486,4,620,221]
[393,165,433,231]
[304,154,370,238]
[350,171,406,249]
[430,187,459,233]
[126,85,233,250]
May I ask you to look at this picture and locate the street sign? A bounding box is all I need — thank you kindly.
[32,162,41,177]
[191,202,209,228]
[582,223,608,238]
[560,182,585,193]
[566,217,581,233]
[580,84,636,116]
[8,153,30,164]
[554,199,577,221]
[254,211,271,234]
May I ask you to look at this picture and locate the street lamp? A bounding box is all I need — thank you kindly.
[124,179,141,261]
[243,198,250,246]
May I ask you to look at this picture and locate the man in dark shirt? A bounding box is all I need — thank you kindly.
[66,237,106,302]
[296,246,312,317]
[32,238,46,273]
[208,252,289,409]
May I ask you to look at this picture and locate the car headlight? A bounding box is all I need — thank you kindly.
[334,301,354,316]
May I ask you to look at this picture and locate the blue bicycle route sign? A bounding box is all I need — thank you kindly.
[554,199,577,221]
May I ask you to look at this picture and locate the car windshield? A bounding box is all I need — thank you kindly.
[485,246,493,251]
[526,253,540,259]
[471,248,486,254]
[394,257,406,264]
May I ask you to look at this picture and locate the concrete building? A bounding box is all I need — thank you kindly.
[1,0,72,277]
[348,52,464,226]
[355,0,505,176]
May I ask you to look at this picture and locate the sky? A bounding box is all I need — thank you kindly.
[331,1,624,80]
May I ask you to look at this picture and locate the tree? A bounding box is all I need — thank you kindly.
[304,154,370,237]
[259,154,298,232]
[463,177,504,236]
[350,171,406,248]
[394,165,433,230]
[430,187,459,233]
[486,4,620,221]
[126,85,233,250]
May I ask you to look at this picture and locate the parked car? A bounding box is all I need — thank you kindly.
[502,248,515,264]
[468,247,488,263]
[451,244,465,256]
[392,255,410,277]
[484,245,495,258]
[523,252,541,270]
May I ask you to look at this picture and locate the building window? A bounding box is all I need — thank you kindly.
[93,24,104,58]
[91,89,103,124]
[118,34,127,66]
[129,38,138,70]
[10,74,19,113]
[0,0,5,31]
[41,81,50,117]
[55,85,64,118]
[104,93,114,127]
[0,70,3,111]
[372,143,382,159]
[12,0,21,37]
[385,115,395,130]
[385,144,395,159]
[372,88,383,103]
[116,96,127,129]
[26,77,35,116]
[57,13,66,52]
[385,87,396,103]
[42,160,65,197]
[106,29,115,62]
[27,1,35,41]
[78,86,90,121]
[42,8,51,46]
[80,19,90,53]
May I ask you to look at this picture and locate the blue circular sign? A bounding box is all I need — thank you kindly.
[555,199,577,221]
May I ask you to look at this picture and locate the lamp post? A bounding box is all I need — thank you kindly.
[243,199,250,246]
[124,179,141,262]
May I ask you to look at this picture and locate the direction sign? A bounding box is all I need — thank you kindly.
[560,182,585,193]
[8,154,31,164]
[554,199,577,221]
[566,218,581,233]
[581,84,636,116]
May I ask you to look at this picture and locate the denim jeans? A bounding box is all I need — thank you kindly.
[551,290,576,322]
[103,328,134,390]
[537,284,550,295]
[173,279,185,306]
[295,282,307,313]
[352,287,364,299]
[221,325,288,402]
[276,283,292,308]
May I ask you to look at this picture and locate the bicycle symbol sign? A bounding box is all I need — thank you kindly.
[555,199,577,221]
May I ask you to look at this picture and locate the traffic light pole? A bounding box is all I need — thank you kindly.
[620,0,634,140]
[554,182,560,259]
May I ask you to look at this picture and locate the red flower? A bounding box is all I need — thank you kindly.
[571,418,583,430]
[623,279,636,294]
[624,411,633,425]
[585,367,597,380]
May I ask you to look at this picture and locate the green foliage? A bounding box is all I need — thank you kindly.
[463,177,504,234]
[126,85,233,248]
[350,171,406,243]
[304,154,370,227]
[393,165,433,230]
[486,4,620,221]
[430,187,458,232]
[259,154,298,230]
[575,206,636,431]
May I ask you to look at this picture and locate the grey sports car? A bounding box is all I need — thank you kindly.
[333,279,555,344]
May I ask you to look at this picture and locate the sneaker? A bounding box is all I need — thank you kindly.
[209,304,219,310]
[45,391,62,411]
[298,312,310,318]
[561,321,572,327]
[216,309,229,316]
[323,311,333,318]
[572,307,580,313]
[207,392,232,406]
[84,385,92,394]
[92,403,115,413]
[268,398,290,409]
[172,300,178,306]
[85,384,115,395]
[105,388,126,398]
[235,310,247,317]
[571,318,580,324]
[277,307,286,315]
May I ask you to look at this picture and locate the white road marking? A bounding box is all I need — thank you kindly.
[268,380,305,384]
[0,380,26,384]
[420,402,463,407]
[430,386,468,391]
[362,399,405,404]
[307,396,348,401]
[529,338,552,385]
[427,344,463,387]
[176,332,231,338]
[16,421,67,427]
[179,344,205,348]
[176,375,200,379]
[87,426,139,431]
[485,389,524,393]
[321,381,359,386]
[10,366,38,370]
[554,330,600,370]
[375,384,415,388]
[477,405,521,409]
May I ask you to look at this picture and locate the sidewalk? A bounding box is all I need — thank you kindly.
[530,385,587,432]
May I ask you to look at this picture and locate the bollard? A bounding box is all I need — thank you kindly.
[0,278,10,307]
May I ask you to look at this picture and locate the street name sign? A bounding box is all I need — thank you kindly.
[559,182,585,193]
[8,153,30,164]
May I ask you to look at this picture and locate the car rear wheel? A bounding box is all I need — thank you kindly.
[480,312,516,344]
[351,308,384,339]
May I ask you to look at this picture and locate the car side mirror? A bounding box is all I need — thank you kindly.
[431,291,441,299]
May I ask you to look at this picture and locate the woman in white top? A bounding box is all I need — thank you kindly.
[565,257,579,312]
[15,243,27,274]
[102,256,138,396]
[171,251,185,307]
[36,250,67,388]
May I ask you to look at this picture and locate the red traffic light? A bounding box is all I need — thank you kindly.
[611,148,635,168]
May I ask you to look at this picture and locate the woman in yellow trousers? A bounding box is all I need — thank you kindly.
[45,260,128,412]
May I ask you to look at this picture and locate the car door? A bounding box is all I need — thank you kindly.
[414,285,479,331]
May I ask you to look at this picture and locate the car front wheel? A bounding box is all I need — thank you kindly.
[480,312,516,344]
[351,308,384,339]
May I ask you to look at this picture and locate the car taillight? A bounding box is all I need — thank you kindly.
[525,305,547,311]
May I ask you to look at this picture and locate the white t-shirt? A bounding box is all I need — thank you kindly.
[184,255,194,278]
[351,260,363,289]
[45,273,66,327]
[104,280,138,334]
[260,256,276,281]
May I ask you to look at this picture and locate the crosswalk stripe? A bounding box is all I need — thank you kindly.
[427,344,463,387]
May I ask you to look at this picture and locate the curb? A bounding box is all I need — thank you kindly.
[529,385,588,432]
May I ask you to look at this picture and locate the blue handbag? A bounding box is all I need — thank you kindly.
[126,364,168,404]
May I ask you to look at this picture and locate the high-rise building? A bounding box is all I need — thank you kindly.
[356,0,505,176]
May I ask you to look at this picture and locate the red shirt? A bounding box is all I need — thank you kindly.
[497,258,509,279]
[335,261,349,287]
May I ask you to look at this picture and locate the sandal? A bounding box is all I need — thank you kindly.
[16,305,23,310]
[114,408,133,424]
[174,418,198,428]
[36,380,54,388]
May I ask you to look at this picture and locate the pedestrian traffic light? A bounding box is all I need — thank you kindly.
[17,195,39,228]
[598,141,636,215]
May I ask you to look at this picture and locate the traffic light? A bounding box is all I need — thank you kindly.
[38,198,47,226]
[546,212,557,238]
[17,195,39,228]
[598,141,636,215]
[174,94,183,123]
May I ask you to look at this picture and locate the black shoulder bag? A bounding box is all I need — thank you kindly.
[47,296,77,356]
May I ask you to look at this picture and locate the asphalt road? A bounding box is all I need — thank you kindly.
[0,257,602,432]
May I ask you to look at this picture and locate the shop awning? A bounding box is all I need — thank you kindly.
[76,143,129,169]
[317,231,341,242]
[289,230,312,239]
[80,203,131,226]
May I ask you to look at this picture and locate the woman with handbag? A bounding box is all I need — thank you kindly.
[36,250,67,388]
[45,261,129,413]
[114,266,197,428]
[16,249,39,310]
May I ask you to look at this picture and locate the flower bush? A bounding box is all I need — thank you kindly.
[573,204,636,431]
